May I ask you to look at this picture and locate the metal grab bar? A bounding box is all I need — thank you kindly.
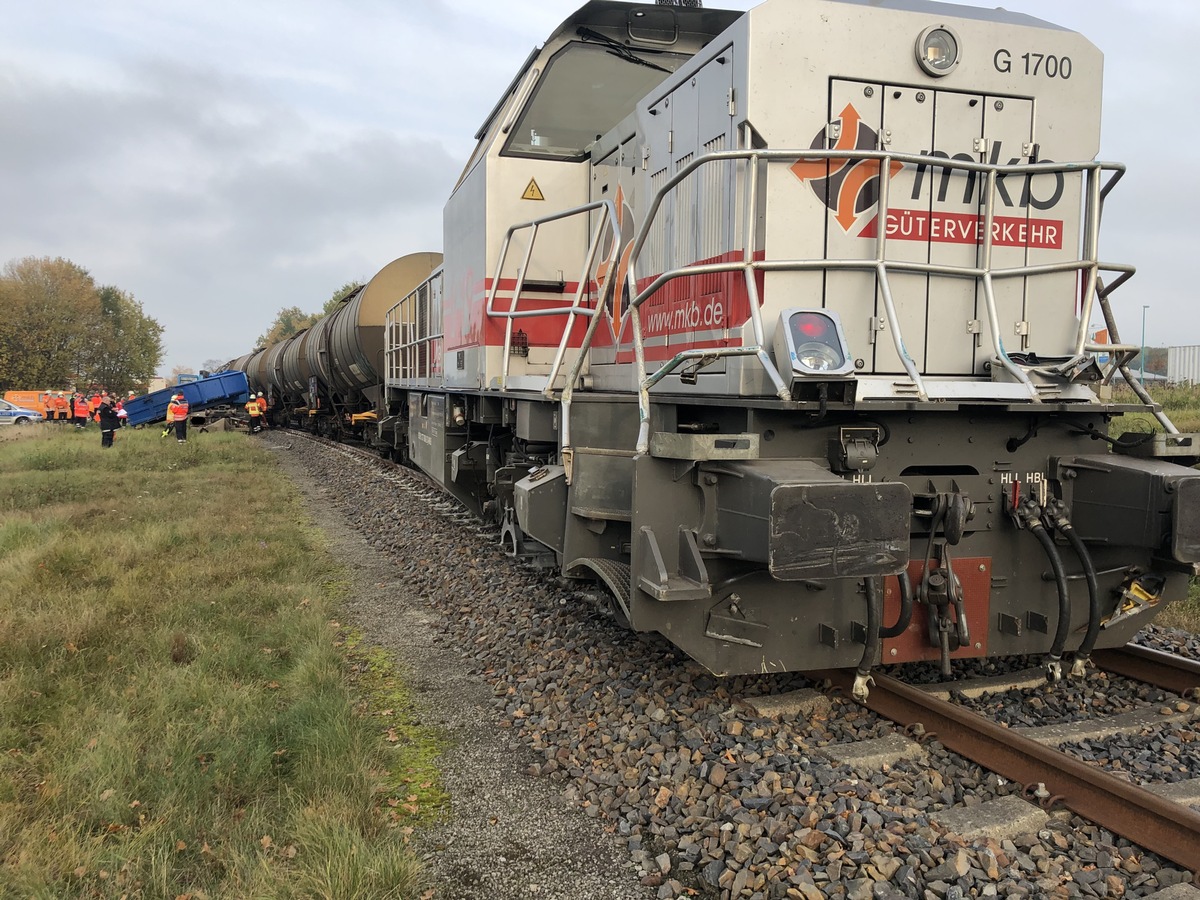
[597,147,1132,448]
[484,199,621,390]
[475,146,1143,459]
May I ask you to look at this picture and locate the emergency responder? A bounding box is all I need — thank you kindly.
[245,394,263,433]
[256,392,268,428]
[72,393,90,427]
[97,396,120,448]
[166,393,190,442]
[53,392,69,424]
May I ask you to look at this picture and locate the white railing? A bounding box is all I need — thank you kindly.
[480,147,1171,459]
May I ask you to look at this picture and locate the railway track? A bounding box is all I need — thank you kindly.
[817,649,1200,875]
[282,429,1200,887]
[281,430,492,529]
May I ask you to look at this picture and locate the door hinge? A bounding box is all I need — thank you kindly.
[868,316,886,344]
[727,87,736,117]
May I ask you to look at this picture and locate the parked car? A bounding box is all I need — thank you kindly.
[0,398,45,425]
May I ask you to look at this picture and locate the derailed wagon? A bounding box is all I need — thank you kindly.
[123,371,251,427]
[230,254,441,436]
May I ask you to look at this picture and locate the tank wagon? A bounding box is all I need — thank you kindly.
[231,253,442,436]
[245,0,1200,691]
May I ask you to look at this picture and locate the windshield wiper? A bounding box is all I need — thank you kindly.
[577,26,673,74]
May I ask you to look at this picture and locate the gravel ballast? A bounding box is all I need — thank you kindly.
[270,433,1199,898]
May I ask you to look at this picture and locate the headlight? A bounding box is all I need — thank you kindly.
[916,25,960,77]
[774,309,856,382]
[795,341,845,371]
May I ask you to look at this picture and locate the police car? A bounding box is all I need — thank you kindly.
[0,399,45,425]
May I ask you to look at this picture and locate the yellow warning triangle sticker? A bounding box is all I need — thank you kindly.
[521,178,545,201]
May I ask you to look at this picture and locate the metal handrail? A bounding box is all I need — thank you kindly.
[484,198,621,390]
[600,148,1131,450]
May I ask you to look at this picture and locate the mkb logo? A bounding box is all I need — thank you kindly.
[791,103,902,234]
[790,102,1065,250]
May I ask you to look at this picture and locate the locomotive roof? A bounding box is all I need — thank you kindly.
[838,0,1068,31]
[473,0,1076,144]
[473,1,742,142]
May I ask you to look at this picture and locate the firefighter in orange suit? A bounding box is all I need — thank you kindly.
[54,392,69,423]
[72,393,90,427]
[256,392,269,428]
[245,394,263,433]
[166,393,190,442]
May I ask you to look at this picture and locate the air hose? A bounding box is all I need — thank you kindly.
[879,570,913,639]
[1046,501,1101,677]
[1021,499,1071,682]
[853,577,881,701]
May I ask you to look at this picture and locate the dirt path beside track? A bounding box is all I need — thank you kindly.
[273,444,652,900]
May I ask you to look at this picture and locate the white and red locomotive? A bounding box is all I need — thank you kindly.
[237,0,1200,689]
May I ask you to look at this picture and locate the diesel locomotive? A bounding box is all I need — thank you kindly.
[234,0,1200,694]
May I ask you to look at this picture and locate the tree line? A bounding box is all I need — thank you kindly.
[0,256,164,395]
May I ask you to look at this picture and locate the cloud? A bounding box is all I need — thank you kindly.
[0,44,460,366]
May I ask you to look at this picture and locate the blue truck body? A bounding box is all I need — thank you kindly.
[124,371,251,426]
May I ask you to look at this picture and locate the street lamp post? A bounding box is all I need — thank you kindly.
[1141,304,1149,384]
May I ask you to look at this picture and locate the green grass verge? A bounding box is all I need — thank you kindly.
[1109,382,1200,434]
[0,426,441,898]
[1108,384,1200,623]
[1158,578,1200,633]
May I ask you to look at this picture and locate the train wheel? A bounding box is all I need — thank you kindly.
[567,558,633,629]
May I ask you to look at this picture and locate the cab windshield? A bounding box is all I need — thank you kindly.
[504,41,687,162]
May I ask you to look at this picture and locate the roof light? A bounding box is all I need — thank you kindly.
[916,25,960,77]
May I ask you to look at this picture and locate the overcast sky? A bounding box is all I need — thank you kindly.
[2,0,1195,375]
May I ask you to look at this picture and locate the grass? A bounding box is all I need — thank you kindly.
[1159,578,1200,633]
[0,425,442,898]
[1106,383,1200,628]
[1108,382,1200,434]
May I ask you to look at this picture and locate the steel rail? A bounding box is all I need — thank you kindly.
[1093,644,1200,698]
[818,668,1200,874]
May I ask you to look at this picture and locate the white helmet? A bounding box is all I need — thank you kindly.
[257,392,263,398]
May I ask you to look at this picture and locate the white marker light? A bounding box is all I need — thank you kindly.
[917,26,960,77]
